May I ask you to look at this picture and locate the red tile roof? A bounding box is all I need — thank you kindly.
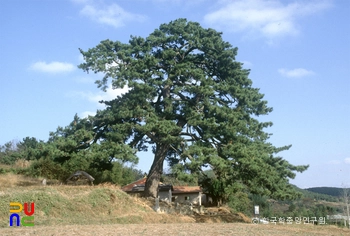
[121,178,147,192]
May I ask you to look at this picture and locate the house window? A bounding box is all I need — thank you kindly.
[185,196,190,201]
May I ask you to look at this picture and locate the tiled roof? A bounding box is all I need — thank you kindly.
[158,184,173,191]
[121,178,147,192]
[173,186,202,194]
[121,178,202,194]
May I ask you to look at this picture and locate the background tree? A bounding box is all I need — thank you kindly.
[0,137,42,165]
[0,140,20,165]
[78,18,308,198]
[11,114,141,184]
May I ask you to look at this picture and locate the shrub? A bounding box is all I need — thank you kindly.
[26,158,68,181]
[228,191,252,215]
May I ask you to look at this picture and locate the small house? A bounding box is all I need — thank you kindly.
[121,178,205,205]
[172,186,203,205]
[121,177,147,196]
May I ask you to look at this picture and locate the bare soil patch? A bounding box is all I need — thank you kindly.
[1,223,349,236]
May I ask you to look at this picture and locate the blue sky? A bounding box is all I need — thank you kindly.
[1,0,349,188]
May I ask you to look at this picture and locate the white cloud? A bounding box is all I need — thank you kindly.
[89,86,130,103]
[241,60,253,69]
[80,111,96,118]
[344,158,350,164]
[30,61,75,73]
[72,85,130,108]
[278,68,315,78]
[204,0,332,39]
[79,3,146,28]
[78,54,85,63]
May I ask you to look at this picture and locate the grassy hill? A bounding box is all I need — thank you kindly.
[0,173,195,228]
[1,173,252,228]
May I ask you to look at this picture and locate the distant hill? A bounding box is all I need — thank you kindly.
[288,185,338,202]
[305,187,348,197]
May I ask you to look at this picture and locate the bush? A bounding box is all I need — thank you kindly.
[92,162,143,186]
[26,158,69,181]
[228,191,252,215]
[0,167,8,174]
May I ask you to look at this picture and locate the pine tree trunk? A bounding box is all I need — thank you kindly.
[144,143,169,198]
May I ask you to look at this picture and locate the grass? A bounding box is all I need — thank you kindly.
[0,173,193,228]
[0,172,41,187]
[1,173,349,235]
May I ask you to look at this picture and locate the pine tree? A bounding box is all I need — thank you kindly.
[78,19,308,198]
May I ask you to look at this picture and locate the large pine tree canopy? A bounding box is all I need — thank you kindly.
[78,19,308,200]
